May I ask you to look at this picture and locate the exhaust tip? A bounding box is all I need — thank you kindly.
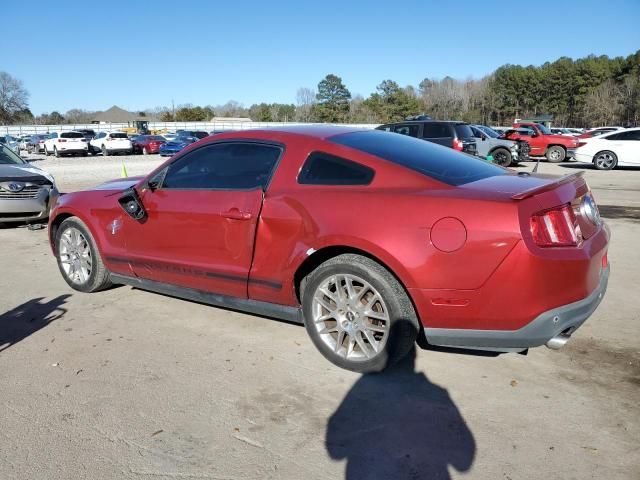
[546,335,570,350]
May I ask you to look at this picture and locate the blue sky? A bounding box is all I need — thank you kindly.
[4,0,639,115]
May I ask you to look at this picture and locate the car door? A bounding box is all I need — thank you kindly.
[607,130,640,165]
[122,141,283,298]
[514,126,544,155]
[470,126,490,157]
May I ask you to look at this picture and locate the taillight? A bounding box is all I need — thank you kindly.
[59,139,67,143]
[577,142,587,148]
[530,204,581,247]
[602,251,608,268]
[452,138,463,151]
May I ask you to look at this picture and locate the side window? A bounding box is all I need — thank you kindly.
[615,130,640,140]
[605,133,621,140]
[378,125,393,132]
[392,124,419,137]
[162,142,281,190]
[422,123,452,138]
[298,152,374,186]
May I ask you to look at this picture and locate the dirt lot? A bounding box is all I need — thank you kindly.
[1,153,639,479]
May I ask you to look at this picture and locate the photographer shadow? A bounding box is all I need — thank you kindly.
[0,295,70,353]
[326,345,475,479]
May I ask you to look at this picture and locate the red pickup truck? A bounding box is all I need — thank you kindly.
[504,122,579,162]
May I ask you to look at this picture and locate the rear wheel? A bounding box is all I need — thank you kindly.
[55,217,112,292]
[102,145,109,156]
[142,146,148,155]
[54,146,60,158]
[302,254,418,373]
[491,147,512,167]
[593,150,617,170]
[546,145,565,163]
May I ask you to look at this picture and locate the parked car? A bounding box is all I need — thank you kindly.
[132,135,166,155]
[48,126,609,372]
[376,120,477,156]
[27,134,49,154]
[550,128,581,136]
[89,132,133,156]
[162,133,178,142]
[0,135,20,155]
[577,126,624,139]
[470,125,519,166]
[508,122,579,162]
[0,143,59,224]
[44,132,88,157]
[159,135,198,157]
[573,127,640,170]
[178,130,208,140]
[18,136,31,151]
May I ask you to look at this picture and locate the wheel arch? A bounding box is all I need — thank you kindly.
[49,209,103,255]
[292,245,418,316]
[546,144,567,153]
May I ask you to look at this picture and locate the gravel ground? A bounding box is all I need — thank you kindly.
[1,154,639,479]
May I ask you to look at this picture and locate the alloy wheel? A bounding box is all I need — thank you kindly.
[59,227,92,285]
[311,273,389,361]
[595,152,615,169]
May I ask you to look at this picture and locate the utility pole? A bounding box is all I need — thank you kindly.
[172,99,175,122]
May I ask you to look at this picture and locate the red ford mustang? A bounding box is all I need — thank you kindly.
[48,126,610,372]
[132,135,166,155]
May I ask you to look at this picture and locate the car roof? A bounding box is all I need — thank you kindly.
[218,124,371,140]
[382,120,467,125]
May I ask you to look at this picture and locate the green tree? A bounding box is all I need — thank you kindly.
[363,80,422,122]
[315,74,351,123]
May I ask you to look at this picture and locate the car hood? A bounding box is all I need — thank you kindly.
[90,176,145,191]
[162,141,189,148]
[0,163,55,184]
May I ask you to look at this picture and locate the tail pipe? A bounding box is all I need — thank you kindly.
[545,327,575,350]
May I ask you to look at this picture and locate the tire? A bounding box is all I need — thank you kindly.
[546,145,565,163]
[55,217,112,293]
[593,150,618,170]
[54,146,60,158]
[102,145,109,156]
[44,146,49,156]
[301,254,418,373]
[142,147,148,155]
[490,147,512,167]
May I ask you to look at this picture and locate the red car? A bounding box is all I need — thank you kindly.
[132,135,166,155]
[47,126,610,372]
[507,122,580,162]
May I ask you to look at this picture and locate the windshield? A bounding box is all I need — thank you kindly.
[0,144,26,164]
[536,123,552,135]
[477,125,500,138]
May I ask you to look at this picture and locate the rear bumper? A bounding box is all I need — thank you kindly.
[424,266,609,352]
[105,147,132,154]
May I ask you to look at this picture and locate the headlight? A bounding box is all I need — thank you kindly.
[510,144,518,151]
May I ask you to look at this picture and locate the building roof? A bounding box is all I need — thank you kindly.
[92,106,149,123]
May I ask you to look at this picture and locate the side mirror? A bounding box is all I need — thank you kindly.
[481,134,487,141]
[118,187,147,221]
[531,132,538,138]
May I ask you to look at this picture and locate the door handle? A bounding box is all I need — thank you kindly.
[222,208,252,220]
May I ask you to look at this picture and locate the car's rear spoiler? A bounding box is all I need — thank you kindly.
[511,172,585,200]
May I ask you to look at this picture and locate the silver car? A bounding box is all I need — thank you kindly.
[0,144,59,224]
[470,125,519,167]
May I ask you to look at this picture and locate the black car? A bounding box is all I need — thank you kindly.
[376,120,477,155]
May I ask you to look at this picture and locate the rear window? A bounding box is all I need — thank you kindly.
[329,130,505,186]
[60,132,84,139]
[454,124,474,139]
[109,133,128,139]
[422,123,452,138]
[150,135,165,141]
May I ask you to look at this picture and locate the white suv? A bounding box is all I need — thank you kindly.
[44,131,88,157]
[89,132,133,156]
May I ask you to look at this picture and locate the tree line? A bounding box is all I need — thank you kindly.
[2,50,638,127]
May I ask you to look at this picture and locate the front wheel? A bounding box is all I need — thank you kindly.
[491,147,512,167]
[593,150,618,170]
[55,217,112,292]
[546,145,566,163]
[302,254,418,373]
